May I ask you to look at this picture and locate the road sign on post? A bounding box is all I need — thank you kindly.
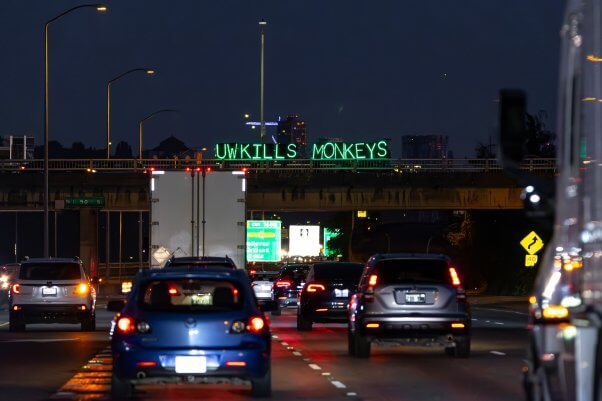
[64,197,105,208]
[520,231,544,267]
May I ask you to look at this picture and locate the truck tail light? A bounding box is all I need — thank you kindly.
[10,283,20,294]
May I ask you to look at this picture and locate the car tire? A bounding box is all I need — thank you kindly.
[9,313,25,332]
[347,329,356,356]
[354,333,371,358]
[81,314,96,332]
[251,364,272,398]
[453,335,470,358]
[111,372,134,399]
[296,313,312,331]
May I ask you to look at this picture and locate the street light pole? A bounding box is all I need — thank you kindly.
[107,68,155,159]
[259,19,267,143]
[138,109,178,161]
[44,4,107,258]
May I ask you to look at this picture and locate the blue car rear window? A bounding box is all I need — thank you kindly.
[139,279,243,312]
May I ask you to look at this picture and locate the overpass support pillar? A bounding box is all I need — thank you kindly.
[79,209,99,278]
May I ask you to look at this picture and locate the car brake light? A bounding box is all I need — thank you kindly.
[75,283,89,295]
[116,317,136,334]
[248,316,265,333]
[226,361,246,367]
[306,283,326,292]
[136,361,157,367]
[276,280,291,288]
[368,275,378,286]
[10,283,20,294]
[168,286,180,296]
[449,267,461,286]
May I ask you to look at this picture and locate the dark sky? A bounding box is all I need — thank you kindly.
[0,1,565,157]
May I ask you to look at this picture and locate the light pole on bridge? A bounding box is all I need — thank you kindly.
[44,4,107,258]
[138,109,179,161]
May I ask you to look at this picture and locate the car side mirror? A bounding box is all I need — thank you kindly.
[259,300,279,312]
[107,299,126,312]
[499,89,527,170]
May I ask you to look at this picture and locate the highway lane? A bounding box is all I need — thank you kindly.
[272,300,529,401]
[0,308,116,401]
[0,298,529,401]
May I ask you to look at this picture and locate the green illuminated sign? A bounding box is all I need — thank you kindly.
[215,140,390,161]
[312,141,389,160]
[323,227,341,257]
[216,144,297,160]
[65,197,105,207]
[246,220,281,262]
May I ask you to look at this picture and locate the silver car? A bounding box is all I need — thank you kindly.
[348,253,471,358]
[9,258,96,332]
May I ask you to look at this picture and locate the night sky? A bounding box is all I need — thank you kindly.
[0,1,565,157]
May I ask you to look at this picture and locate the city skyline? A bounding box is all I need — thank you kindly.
[0,1,564,157]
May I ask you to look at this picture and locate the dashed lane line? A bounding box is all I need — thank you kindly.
[490,350,507,356]
[0,322,8,327]
[474,307,529,316]
[331,381,347,389]
[308,363,322,370]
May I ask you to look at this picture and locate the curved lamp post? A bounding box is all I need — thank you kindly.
[138,109,178,161]
[106,68,155,159]
[44,4,107,257]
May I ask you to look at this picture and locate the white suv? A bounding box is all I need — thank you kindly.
[9,258,96,332]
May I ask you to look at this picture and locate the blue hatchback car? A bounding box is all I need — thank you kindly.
[108,267,276,398]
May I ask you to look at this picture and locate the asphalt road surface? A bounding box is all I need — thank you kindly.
[0,297,529,401]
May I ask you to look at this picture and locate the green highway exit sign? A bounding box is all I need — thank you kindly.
[65,197,105,208]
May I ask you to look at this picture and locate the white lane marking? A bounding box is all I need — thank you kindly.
[293,351,302,356]
[474,307,529,316]
[272,335,279,339]
[0,322,8,327]
[494,322,505,325]
[331,381,347,389]
[308,363,322,370]
[0,338,79,343]
[322,372,331,376]
[303,358,311,362]
[287,346,294,350]
[471,318,478,321]
[347,392,358,397]
[490,351,506,356]
[281,342,289,346]
[485,320,491,323]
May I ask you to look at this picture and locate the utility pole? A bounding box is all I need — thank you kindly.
[259,19,267,143]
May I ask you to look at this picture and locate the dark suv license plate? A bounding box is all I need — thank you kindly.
[405,293,426,303]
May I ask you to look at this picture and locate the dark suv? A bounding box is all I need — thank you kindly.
[272,264,310,315]
[297,262,364,331]
[348,253,470,358]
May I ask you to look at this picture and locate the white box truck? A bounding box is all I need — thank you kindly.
[149,170,246,269]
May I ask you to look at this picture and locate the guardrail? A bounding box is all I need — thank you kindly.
[0,158,556,173]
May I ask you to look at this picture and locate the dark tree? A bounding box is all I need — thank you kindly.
[114,141,133,158]
[525,111,556,158]
[474,142,496,159]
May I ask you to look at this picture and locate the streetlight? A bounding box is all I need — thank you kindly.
[138,109,178,161]
[44,4,107,258]
[107,68,155,159]
[259,19,267,143]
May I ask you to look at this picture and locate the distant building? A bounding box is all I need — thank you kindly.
[0,136,34,159]
[402,135,448,159]
[277,115,307,157]
[146,135,190,158]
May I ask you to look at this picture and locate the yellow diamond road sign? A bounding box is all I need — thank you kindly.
[520,231,544,255]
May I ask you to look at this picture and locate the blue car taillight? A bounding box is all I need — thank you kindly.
[116,316,151,335]
[230,316,267,334]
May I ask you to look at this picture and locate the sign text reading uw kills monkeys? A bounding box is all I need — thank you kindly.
[215,140,390,161]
